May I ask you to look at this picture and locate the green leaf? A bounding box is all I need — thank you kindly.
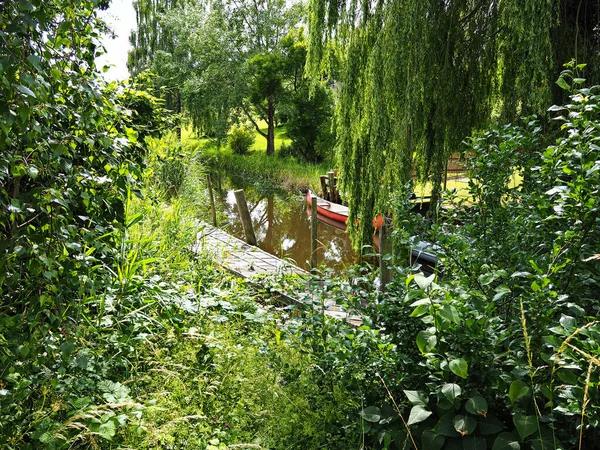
[26,55,42,72]
[441,383,462,402]
[407,405,432,426]
[17,85,36,98]
[414,272,435,289]
[433,411,460,437]
[492,432,520,450]
[556,76,570,91]
[513,414,538,440]
[60,341,75,356]
[404,390,428,406]
[453,414,477,435]
[97,420,116,440]
[509,380,531,404]
[465,396,488,416]
[438,304,460,323]
[410,303,431,317]
[478,414,505,435]
[463,436,487,450]
[361,406,381,423]
[416,329,437,353]
[556,368,578,385]
[422,429,445,449]
[449,358,468,379]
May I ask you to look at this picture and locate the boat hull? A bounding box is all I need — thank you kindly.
[306,190,382,229]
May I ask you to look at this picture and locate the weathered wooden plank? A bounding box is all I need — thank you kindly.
[195,223,362,326]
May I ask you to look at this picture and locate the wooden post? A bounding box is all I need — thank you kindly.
[379,216,392,290]
[310,195,318,269]
[234,189,257,246]
[206,174,217,227]
[328,171,335,203]
[320,175,328,199]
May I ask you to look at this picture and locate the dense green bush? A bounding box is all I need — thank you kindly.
[228,126,256,154]
[285,84,335,163]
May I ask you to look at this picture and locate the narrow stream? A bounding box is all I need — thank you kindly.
[206,175,366,272]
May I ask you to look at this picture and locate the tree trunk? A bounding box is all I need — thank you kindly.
[266,96,275,155]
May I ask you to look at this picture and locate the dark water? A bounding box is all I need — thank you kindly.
[207,175,365,272]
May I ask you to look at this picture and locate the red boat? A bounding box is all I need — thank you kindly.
[306,190,383,229]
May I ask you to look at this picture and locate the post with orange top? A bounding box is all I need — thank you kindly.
[379,215,392,290]
[310,195,318,269]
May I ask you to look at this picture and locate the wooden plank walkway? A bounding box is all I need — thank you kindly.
[195,223,362,326]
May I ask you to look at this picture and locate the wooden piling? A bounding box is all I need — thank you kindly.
[234,189,257,246]
[320,175,328,200]
[328,171,335,203]
[379,216,392,290]
[206,174,217,227]
[310,195,318,269]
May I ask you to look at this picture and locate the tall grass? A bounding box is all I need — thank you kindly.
[188,138,332,193]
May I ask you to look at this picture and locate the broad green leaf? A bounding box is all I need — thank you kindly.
[422,429,445,449]
[556,76,570,91]
[492,432,520,450]
[453,414,477,435]
[361,406,381,423]
[404,390,428,406]
[547,105,566,112]
[513,414,538,440]
[509,380,531,404]
[414,273,435,289]
[478,414,505,435]
[438,304,460,323]
[433,411,460,437]
[449,358,468,379]
[407,405,432,426]
[463,436,487,450]
[465,396,488,416]
[416,329,437,353]
[410,303,430,317]
[60,341,75,355]
[97,420,116,440]
[441,383,462,402]
[556,369,578,385]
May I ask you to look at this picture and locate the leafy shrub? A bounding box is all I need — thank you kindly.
[228,126,256,154]
[285,85,335,163]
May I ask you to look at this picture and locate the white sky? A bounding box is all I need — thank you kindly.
[96,0,136,81]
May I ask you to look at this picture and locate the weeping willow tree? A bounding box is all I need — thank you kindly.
[128,0,188,138]
[308,0,600,247]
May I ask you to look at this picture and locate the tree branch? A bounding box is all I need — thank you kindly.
[241,102,267,138]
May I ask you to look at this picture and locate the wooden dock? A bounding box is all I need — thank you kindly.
[195,223,362,326]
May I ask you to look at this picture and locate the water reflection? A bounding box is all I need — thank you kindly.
[209,175,359,272]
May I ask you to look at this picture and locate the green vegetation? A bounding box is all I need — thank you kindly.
[2,1,600,449]
[308,0,600,247]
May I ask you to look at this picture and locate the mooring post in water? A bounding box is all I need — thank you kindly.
[310,195,318,269]
[328,171,335,202]
[320,175,328,200]
[206,174,217,227]
[379,216,392,290]
[234,189,257,246]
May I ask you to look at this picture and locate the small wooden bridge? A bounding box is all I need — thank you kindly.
[195,223,362,326]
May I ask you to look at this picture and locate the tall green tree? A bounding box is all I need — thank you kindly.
[307,0,600,246]
[129,0,305,153]
[129,0,187,138]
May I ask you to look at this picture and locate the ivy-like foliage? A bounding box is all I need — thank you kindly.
[308,0,600,247]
